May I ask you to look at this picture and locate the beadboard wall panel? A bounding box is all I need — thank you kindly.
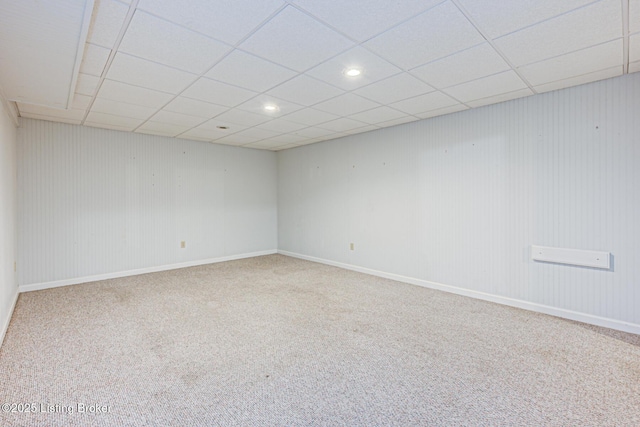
[278,73,640,328]
[0,99,18,346]
[18,119,277,286]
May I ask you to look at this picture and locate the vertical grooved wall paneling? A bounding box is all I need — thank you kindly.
[0,99,18,345]
[278,73,640,326]
[18,120,277,286]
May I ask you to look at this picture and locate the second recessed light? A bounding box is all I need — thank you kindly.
[264,104,279,112]
[344,68,362,77]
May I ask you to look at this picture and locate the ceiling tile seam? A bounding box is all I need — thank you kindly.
[129,3,294,134]
[67,0,96,110]
[450,0,538,94]
[284,3,361,44]
[81,0,141,125]
[511,37,625,70]
[488,0,605,40]
[291,0,448,46]
[622,0,630,73]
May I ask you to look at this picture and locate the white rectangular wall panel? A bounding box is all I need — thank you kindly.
[531,245,610,269]
[18,119,278,286]
[278,72,640,328]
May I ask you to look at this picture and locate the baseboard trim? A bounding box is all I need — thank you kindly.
[278,250,640,335]
[19,250,278,293]
[1,287,19,348]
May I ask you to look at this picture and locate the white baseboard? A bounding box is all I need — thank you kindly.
[0,287,19,348]
[278,250,640,336]
[19,250,277,293]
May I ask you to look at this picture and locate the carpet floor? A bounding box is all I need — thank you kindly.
[0,254,639,426]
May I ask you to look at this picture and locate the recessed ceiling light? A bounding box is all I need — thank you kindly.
[344,68,362,77]
[264,104,279,112]
[216,125,229,130]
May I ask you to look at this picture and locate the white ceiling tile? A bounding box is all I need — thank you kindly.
[631,0,640,33]
[243,139,289,150]
[0,0,89,108]
[76,73,101,96]
[443,71,528,103]
[72,93,93,110]
[274,143,305,151]
[306,46,402,91]
[98,79,174,108]
[630,34,640,63]
[519,40,622,86]
[91,97,157,119]
[136,0,285,45]
[290,126,338,139]
[18,103,86,120]
[119,11,230,74]
[180,127,226,141]
[239,6,354,72]
[347,106,408,125]
[281,108,339,126]
[136,121,191,137]
[316,117,369,132]
[465,88,534,108]
[363,1,484,70]
[457,0,595,39]
[233,128,282,140]
[107,53,196,94]
[630,61,640,74]
[494,0,622,67]
[235,94,304,117]
[259,133,305,145]
[267,75,344,106]
[206,50,297,93]
[344,124,379,134]
[533,66,623,93]
[178,135,212,143]
[87,0,129,48]
[216,134,258,146]
[353,73,434,104]
[312,93,381,116]
[149,110,206,127]
[256,119,308,133]
[415,104,469,119]
[376,115,421,127]
[410,43,510,89]
[80,43,111,77]
[196,118,251,133]
[390,91,459,115]
[85,111,145,130]
[213,109,273,126]
[291,0,443,41]
[182,77,258,107]
[163,97,228,119]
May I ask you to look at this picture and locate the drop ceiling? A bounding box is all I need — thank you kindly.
[1,0,638,151]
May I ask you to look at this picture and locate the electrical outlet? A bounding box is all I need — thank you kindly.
[181,241,186,249]
[350,243,354,251]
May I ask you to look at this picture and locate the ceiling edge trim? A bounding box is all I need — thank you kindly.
[66,0,96,109]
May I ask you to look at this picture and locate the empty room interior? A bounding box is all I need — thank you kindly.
[1,0,640,425]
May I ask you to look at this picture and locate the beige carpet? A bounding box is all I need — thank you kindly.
[0,254,639,426]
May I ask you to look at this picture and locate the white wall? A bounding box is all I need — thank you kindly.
[0,101,18,344]
[18,119,277,287]
[278,73,640,331]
